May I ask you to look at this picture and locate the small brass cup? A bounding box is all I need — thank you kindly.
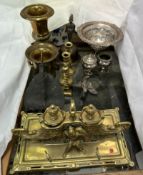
[21,4,54,40]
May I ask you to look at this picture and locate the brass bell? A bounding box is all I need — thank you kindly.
[20,4,54,40]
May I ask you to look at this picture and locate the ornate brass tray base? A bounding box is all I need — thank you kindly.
[10,108,133,174]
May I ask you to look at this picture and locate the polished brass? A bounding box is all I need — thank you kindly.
[11,105,134,174]
[25,42,58,68]
[21,4,54,40]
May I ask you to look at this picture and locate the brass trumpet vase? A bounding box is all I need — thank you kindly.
[21,4,54,40]
[25,42,58,68]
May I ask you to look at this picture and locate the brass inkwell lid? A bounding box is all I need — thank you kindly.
[20,4,54,40]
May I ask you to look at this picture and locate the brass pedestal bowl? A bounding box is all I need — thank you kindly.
[77,21,123,52]
[21,4,54,40]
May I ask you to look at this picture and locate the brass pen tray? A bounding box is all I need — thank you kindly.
[10,108,134,174]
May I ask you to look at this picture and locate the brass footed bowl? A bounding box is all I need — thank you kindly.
[77,21,123,50]
[25,43,58,64]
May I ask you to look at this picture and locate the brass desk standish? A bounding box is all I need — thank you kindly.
[11,105,134,174]
[21,4,54,40]
[60,51,74,96]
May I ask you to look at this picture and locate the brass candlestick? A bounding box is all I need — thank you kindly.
[61,41,78,62]
[64,41,73,53]
[21,4,54,40]
[25,42,58,69]
[60,63,73,97]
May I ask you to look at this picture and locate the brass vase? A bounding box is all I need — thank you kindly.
[21,4,54,40]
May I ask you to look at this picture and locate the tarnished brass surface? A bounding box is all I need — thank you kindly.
[21,4,54,40]
[25,42,58,68]
[11,106,133,174]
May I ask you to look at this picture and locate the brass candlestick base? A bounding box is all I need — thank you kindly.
[21,4,54,40]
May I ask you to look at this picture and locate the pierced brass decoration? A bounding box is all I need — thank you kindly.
[11,105,134,174]
[21,4,54,40]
